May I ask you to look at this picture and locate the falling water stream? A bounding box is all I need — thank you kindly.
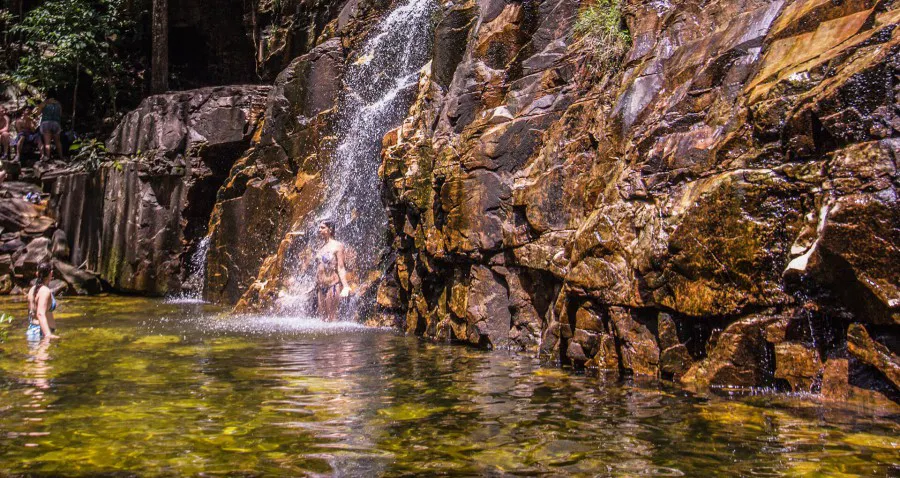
[166,236,211,304]
[278,0,437,314]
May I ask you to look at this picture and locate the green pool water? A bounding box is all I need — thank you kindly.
[0,296,897,476]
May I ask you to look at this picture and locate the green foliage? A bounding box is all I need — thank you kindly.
[573,0,630,71]
[0,313,13,343]
[9,0,140,120]
[69,137,109,172]
[0,8,16,72]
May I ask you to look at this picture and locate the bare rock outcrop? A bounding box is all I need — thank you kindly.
[46,86,269,296]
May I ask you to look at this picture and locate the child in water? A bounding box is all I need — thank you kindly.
[26,262,60,341]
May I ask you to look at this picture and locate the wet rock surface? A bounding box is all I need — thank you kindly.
[373,0,900,404]
[206,40,345,305]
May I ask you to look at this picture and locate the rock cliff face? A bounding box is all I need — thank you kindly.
[370,0,900,403]
[47,86,269,295]
[204,0,415,307]
[205,39,346,305]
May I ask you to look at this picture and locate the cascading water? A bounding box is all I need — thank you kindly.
[167,236,211,304]
[278,0,437,316]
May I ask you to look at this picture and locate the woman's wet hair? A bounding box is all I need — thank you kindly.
[35,261,53,284]
[321,220,336,236]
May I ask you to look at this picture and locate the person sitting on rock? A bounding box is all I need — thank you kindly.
[0,106,10,160]
[26,262,60,341]
[36,95,64,161]
[14,107,42,162]
[315,220,351,322]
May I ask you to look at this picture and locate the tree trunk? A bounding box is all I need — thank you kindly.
[14,0,25,68]
[151,0,169,94]
[72,62,79,131]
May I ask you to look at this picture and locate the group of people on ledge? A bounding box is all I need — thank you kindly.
[0,95,66,164]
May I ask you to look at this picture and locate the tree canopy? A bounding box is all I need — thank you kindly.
[3,0,145,126]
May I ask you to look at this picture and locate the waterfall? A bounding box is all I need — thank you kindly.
[279,0,437,315]
[168,236,211,304]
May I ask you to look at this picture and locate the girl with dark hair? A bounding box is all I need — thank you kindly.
[315,220,350,322]
[25,262,59,340]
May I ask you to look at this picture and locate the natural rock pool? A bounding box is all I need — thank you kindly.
[0,297,897,476]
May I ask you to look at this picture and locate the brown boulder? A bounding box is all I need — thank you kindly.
[608,306,659,376]
[682,315,779,388]
[51,229,69,260]
[0,198,42,232]
[53,260,103,296]
[0,238,24,254]
[847,324,900,390]
[774,342,823,392]
[657,312,680,349]
[660,345,693,378]
[575,306,604,333]
[375,280,402,310]
[816,194,899,325]
[592,334,620,371]
[566,340,589,362]
[465,265,512,348]
[13,237,51,281]
[821,358,900,411]
[107,86,271,159]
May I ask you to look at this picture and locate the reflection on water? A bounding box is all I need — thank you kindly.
[0,297,897,476]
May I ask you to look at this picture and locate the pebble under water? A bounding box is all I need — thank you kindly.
[0,297,898,476]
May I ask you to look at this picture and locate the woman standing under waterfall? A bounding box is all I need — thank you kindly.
[316,220,350,322]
